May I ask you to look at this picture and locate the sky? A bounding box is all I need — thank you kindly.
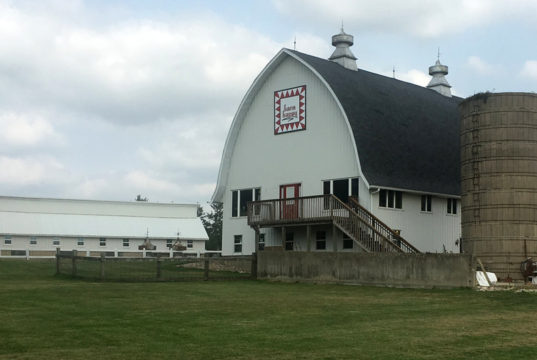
[1,0,536,206]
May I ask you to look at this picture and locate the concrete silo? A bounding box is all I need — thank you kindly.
[460,93,537,280]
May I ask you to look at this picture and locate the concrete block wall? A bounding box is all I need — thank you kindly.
[258,251,475,288]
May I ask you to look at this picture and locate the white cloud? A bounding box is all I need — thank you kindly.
[467,56,496,75]
[520,60,537,80]
[273,0,537,37]
[0,112,60,146]
[0,155,65,185]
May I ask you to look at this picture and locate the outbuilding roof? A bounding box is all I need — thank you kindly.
[291,50,462,196]
[0,212,208,240]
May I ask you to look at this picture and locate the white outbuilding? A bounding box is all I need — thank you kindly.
[0,196,209,257]
[212,30,461,256]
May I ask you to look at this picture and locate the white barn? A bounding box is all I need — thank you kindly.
[0,196,209,257]
[212,30,462,256]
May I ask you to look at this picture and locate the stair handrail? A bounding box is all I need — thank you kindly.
[329,195,409,253]
[347,197,420,253]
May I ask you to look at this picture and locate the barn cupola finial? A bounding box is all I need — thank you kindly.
[328,27,358,71]
[427,50,452,97]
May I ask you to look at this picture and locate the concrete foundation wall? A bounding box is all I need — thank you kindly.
[258,251,475,288]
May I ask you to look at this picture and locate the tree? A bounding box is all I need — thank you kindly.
[200,202,222,251]
[135,194,148,202]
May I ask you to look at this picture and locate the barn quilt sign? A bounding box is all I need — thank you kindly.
[274,85,306,135]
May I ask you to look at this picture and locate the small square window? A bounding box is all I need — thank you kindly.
[187,240,193,248]
[316,231,326,250]
[234,235,242,253]
[4,236,12,245]
[99,238,106,247]
[30,237,37,245]
[53,238,60,246]
[123,238,129,247]
[77,238,85,246]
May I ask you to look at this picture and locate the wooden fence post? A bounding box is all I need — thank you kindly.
[204,258,209,281]
[55,247,60,275]
[156,256,162,280]
[251,253,257,280]
[100,253,105,281]
[72,250,77,277]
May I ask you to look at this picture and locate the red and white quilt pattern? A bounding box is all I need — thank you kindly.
[274,85,306,135]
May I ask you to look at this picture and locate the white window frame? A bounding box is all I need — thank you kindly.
[52,238,60,246]
[234,235,242,253]
[231,188,261,218]
[421,195,432,213]
[187,240,193,248]
[447,198,458,215]
[77,238,85,246]
[123,238,130,247]
[258,233,265,251]
[379,189,403,209]
[166,239,173,248]
[99,238,106,247]
[30,237,37,245]
[4,236,12,245]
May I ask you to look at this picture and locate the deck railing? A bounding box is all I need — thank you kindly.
[247,195,420,253]
[347,197,420,254]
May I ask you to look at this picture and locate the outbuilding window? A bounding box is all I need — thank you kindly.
[421,195,432,212]
[379,190,402,209]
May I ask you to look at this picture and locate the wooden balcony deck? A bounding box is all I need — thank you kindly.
[247,194,420,254]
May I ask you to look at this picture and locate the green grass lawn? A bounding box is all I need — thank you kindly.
[1,259,536,360]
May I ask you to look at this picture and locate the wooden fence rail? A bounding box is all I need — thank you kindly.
[55,248,255,282]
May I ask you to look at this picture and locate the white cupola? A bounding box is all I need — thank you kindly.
[427,57,452,97]
[328,29,358,71]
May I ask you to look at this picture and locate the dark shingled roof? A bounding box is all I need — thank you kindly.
[290,50,462,196]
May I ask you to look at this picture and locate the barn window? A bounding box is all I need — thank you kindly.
[234,235,242,253]
[231,188,261,217]
[78,238,85,246]
[447,199,458,214]
[258,233,265,251]
[285,232,294,251]
[421,195,432,212]
[343,234,354,249]
[316,231,326,250]
[379,190,403,209]
[322,177,359,205]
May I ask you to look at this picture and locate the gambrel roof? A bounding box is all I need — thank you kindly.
[290,50,462,196]
[212,49,462,202]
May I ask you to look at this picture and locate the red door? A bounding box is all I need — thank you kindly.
[280,183,300,220]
